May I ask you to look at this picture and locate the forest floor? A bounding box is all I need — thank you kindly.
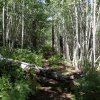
[28,59,79,100]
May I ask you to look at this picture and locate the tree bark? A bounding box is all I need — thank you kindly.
[52,21,55,51]
[92,0,96,67]
[2,4,5,47]
[21,0,25,48]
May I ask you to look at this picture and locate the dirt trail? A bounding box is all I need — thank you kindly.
[28,59,77,100]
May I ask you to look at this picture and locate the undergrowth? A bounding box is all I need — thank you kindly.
[74,64,100,100]
[0,62,33,100]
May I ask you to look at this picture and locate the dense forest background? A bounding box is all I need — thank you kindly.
[0,0,100,100]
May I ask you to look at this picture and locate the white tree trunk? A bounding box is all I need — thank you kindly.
[92,0,96,67]
[2,5,5,46]
[73,2,79,71]
[21,0,24,48]
[5,5,10,46]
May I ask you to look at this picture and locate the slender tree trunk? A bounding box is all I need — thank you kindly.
[92,0,96,67]
[6,5,9,47]
[73,2,79,71]
[52,21,54,51]
[2,5,5,47]
[83,0,89,66]
[21,0,24,48]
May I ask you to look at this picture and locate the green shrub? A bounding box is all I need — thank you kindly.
[75,65,100,100]
[42,45,55,59]
[0,76,11,100]
[0,76,32,100]
[48,54,62,66]
[0,60,33,100]
[12,49,43,66]
[0,48,43,66]
[10,80,32,100]
[0,47,12,58]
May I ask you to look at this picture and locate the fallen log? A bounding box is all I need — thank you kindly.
[0,54,81,83]
[0,54,42,72]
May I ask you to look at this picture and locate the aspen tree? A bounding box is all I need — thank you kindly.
[2,2,5,46]
[92,0,96,67]
[21,0,24,48]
